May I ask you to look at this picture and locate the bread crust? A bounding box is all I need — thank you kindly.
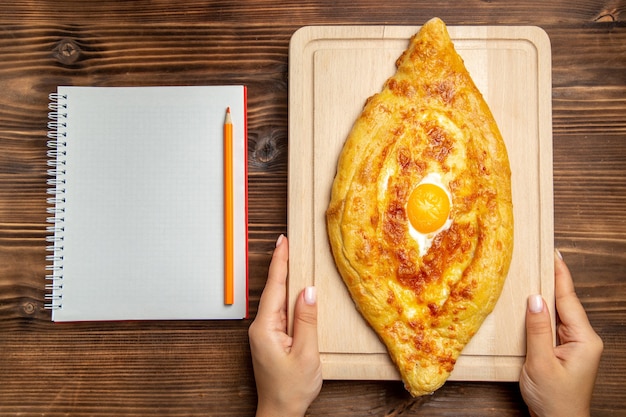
[326,17,514,396]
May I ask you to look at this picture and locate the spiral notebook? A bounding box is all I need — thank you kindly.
[45,85,248,322]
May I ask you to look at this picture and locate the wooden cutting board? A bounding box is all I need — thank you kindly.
[287,24,554,382]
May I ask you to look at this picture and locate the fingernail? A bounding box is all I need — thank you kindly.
[555,248,563,260]
[528,294,544,313]
[304,286,317,305]
[276,234,284,248]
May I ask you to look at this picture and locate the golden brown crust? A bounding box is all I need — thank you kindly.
[326,18,514,396]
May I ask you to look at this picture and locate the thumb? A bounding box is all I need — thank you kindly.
[291,286,319,356]
[524,294,555,367]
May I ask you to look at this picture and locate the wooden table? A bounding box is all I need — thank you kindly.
[0,1,624,416]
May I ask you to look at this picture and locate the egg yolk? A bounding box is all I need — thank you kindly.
[407,183,451,234]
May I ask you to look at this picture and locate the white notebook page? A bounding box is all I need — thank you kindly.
[49,86,247,321]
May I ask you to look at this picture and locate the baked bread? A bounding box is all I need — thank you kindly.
[326,17,514,396]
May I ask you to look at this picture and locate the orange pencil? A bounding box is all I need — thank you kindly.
[224,107,234,305]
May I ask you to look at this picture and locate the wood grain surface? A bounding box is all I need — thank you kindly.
[0,1,624,416]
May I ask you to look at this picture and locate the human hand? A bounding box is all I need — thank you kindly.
[520,250,603,417]
[248,235,322,417]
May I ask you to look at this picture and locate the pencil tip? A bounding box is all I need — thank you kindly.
[224,107,233,124]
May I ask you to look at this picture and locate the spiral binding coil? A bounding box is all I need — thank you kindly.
[45,93,68,310]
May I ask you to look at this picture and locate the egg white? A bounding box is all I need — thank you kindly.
[407,172,453,257]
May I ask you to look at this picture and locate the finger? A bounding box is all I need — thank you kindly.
[291,286,319,358]
[524,294,555,367]
[554,250,594,337]
[256,235,289,320]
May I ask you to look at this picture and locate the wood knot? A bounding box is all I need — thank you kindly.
[53,38,81,65]
[253,135,280,164]
[594,12,617,22]
[593,1,622,22]
[22,301,36,315]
